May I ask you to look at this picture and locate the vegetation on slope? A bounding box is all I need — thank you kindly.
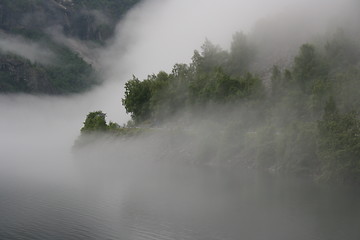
[122,33,262,124]
[81,29,360,185]
[0,43,96,94]
[80,111,148,136]
[0,0,141,94]
[0,0,141,42]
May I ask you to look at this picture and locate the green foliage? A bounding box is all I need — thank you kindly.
[270,65,282,97]
[293,44,317,84]
[122,37,264,125]
[190,40,229,78]
[46,44,96,93]
[80,110,151,138]
[228,32,255,76]
[81,111,108,132]
[318,109,360,184]
[1,0,140,42]
[0,42,96,94]
[118,31,360,185]
[0,0,134,93]
[0,71,28,92]
[122,76,153,123]
[1,0,41,12]
[293,44,329,93]
[72,0,140,16]
[270,65,296,99]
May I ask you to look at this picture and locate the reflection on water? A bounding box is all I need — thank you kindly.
[1,164,360,240]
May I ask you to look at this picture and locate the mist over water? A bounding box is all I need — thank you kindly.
[1,0,356,177]
[0,81,130,182]
[1,0,360,239]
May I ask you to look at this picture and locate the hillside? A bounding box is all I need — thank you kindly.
[0,0,140,94]
[0,0,141,42]
[79,28,360,185]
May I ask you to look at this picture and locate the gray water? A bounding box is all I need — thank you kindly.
[1,163,360,240]
[0,90,359,240]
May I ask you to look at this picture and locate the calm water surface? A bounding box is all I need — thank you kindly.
[0,163,359,240]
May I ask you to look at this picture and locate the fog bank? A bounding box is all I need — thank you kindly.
[0,34,54,64]
[102,0,356,79]
[1,0,359,183]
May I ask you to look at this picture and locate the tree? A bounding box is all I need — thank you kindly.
[214,68,241,101]
[293,44,317,91]
[317,98,360,184]
[228,32,255,76]
[270,65,282,98]
[323,96,338,119]
[293,44,328,93]
[81,111,108,132]
[194,39,229,73]
[122,76,153,123]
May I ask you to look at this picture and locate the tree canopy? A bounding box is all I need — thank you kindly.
[87,30,360,185]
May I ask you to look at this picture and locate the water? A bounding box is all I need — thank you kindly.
[1,163,360,240]
[0,91,360,240]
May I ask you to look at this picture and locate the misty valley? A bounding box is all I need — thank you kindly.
[1,0,360,239]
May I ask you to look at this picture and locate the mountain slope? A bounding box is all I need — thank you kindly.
[0,0,141,94]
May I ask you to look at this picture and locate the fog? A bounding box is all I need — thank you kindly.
[0,0,358,195]
[0,34,54,64]
[102,0,356,79]
[1,0,360,239]
[47,27,101,67]
[0,0,358,196]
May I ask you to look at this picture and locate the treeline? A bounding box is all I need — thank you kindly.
[79,111,150,139]
[85,29,360,184]
[125,30,360,184]
[122,33,263,123]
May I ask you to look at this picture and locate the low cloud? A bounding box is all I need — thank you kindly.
[46,27,101,69]
[0,33,55,64]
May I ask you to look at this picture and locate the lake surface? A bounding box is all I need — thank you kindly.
[1,162,360,240]
[1,94,359,240]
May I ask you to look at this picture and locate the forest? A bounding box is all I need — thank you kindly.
[82,29,360,185]
[0,0,140,93]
